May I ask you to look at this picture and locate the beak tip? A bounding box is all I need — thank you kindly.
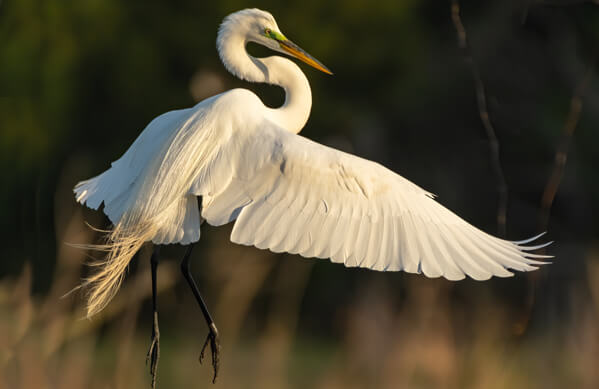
[318,66,333,75]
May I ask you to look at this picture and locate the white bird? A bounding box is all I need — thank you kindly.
[73,8,551,386]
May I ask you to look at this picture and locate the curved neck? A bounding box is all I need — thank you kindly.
[218,32,312,134]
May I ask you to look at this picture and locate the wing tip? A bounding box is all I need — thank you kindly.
[511,232,554,255]
[511,231,547,245]
[519,241,553,252]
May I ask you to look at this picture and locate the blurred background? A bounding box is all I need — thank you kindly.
[2,0,599,388]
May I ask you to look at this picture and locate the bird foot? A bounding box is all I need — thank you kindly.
[146,311,160,389]
[199,322,221,384]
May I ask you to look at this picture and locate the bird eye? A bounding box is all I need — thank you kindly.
[264,28,272,36]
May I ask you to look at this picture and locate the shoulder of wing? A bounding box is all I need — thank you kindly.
[232,128,433,202]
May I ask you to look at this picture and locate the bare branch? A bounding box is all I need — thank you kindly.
[537,53,596,233]
[451,0,509,236]
[517,51,596,337]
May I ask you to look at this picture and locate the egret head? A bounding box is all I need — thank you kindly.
[219,8,332,75]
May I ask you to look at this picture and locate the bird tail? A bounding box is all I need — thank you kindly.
[74,220,157,318]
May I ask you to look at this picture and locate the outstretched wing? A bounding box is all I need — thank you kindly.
[191,124,550,280]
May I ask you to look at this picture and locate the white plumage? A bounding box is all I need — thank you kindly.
[74,8,550,317]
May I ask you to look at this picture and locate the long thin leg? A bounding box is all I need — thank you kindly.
[180,244,221,383]
[146,246,160,389]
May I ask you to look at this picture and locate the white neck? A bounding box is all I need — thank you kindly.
[217,30,312,134]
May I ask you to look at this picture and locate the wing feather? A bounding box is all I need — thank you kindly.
[387,216,400,271]
[401,213,422,274]
[374,212,391,271]
[328,214,347,261]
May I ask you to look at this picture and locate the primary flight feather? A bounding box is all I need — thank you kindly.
[74,8,551,319]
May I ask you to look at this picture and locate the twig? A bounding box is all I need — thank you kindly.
[451,0,509,236]
[514,51,596,336]
[537,53,596,233]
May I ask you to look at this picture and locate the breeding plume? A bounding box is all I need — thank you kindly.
[73,8,551,387]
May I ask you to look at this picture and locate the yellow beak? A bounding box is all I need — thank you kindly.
[279,40,333,75]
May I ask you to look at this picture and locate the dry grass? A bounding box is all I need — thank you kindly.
[2,241,599,388]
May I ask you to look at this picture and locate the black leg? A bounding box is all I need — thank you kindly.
[146,246,160,389]
[180,244,221,384]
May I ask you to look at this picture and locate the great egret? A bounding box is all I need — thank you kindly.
[73,8,551,386]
